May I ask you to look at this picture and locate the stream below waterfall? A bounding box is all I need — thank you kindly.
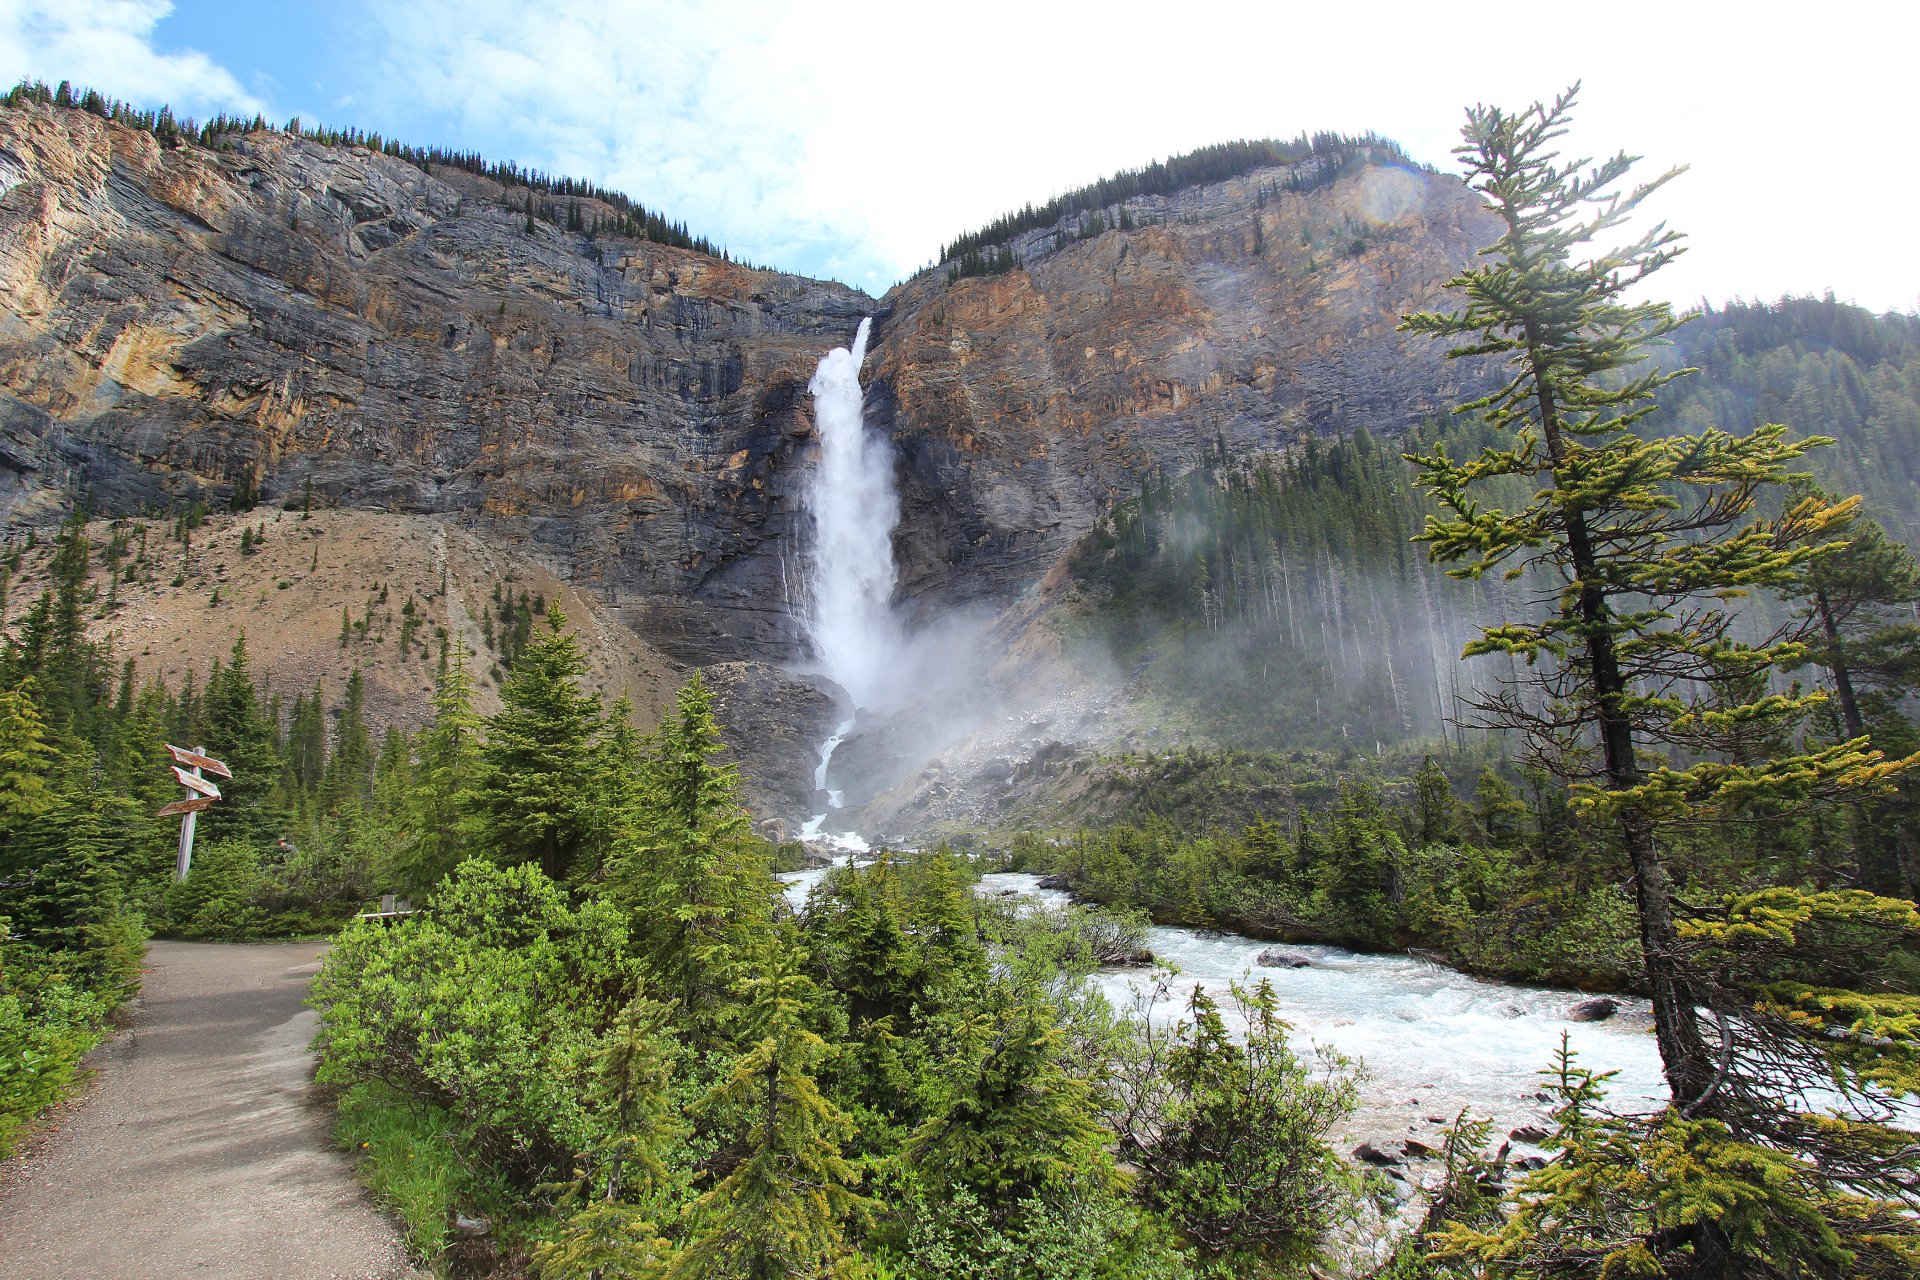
[779,863,1666,1149]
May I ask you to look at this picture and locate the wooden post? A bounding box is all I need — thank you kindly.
[176,788,200,881]
[163,744,231,881]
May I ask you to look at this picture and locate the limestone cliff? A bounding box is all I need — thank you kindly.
[0,98,869,669]
[0,99,1502,824]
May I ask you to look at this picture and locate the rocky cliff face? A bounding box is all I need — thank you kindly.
[0,99,869,669]
[865,163,1496,621]
[1,101,1494,652]
[0,100,1501,826]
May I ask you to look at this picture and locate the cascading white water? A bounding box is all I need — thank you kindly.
[799,318,898,847]
[805,318,900,711]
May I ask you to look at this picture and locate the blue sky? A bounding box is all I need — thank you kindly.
[3,0,1916,311]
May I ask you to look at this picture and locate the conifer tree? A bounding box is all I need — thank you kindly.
[321,668,373,810]
[613,673,771,1026]
[286,683,328,798]
[668,944,869,1280]
[394,649,482,897]
[474,605,601,880]
[904,964,1114,1225]
[536,990,684,1280]
[1111,979,1356,1267]
[1782,479,1920,744]
[200,635,284,844]
[0,681,57,832]
[1404,85,1920,1277]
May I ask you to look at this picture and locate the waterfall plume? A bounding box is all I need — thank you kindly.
[804,317,901,711]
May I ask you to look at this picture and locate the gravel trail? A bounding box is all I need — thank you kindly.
[0,940,422,1280]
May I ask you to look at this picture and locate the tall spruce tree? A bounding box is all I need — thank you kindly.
[394,649,482,898]
[668,944,869,1280]
[1404,86,1920,1277]
[612,673,772,1028]
[199,634,284,845]
[474,604,601,881]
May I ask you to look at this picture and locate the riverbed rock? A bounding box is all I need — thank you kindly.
[1567,997,1619,1022]
[1257,948,1314,969]
[1353,1141,1402,1167]
[1401,1138,1439,1160]
[1509,1124,1549,1144]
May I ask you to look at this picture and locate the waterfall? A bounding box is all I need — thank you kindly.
[804,317,900,709]
[800,317,897,845]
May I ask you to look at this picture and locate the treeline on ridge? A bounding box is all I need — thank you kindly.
[938,131,1418,273]
[2,78,733,261]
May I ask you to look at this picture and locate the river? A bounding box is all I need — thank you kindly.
[780,862,1666,1152]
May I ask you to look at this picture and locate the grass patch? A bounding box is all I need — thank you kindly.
[332,1082,530,1272]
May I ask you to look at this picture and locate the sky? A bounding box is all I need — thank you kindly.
[2,0,1916,311]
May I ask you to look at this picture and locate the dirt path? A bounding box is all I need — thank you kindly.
[0,941,423,1280]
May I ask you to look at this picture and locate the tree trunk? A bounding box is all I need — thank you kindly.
[1531,339,1717,1109]
[1814,586,1864,740]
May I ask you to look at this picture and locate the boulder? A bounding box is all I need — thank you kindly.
[1509,1124,1549,1144]
[1567,997,1619,1022]
[1256,948,1313,969]
[1352,1141,1402,1167]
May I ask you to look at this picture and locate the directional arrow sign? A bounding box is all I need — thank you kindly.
[158,796,220,818]
[172,766,222,800]
[166,744,232,779]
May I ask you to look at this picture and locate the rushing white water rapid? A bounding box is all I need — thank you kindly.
[798,318,897,847]
[775,865,1669,1141]
[982,875,1667,1134]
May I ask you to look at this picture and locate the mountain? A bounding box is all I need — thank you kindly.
[53,94,1920,836]
[0,94,1489,629]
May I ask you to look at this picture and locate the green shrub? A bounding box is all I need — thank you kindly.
[164,838,264,939]
[0,942,109,1157]
[311,860,642,1189]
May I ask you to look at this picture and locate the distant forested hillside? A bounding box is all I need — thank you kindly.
[1658,296,1920,539]
[1065,296,1920,755]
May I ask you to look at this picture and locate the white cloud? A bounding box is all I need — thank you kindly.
[2,0,1914,312]
[0,0,263,117]
[338,0,1920,311]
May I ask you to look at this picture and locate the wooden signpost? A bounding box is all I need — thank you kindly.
[163,744,232,880]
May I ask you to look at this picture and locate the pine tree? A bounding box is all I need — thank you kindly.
[395,650,483,898]
[199,635,284,845]
[1782,479,1920,744]
[3,754,145,996]
[904,963,1113,1225]
[613,673,772,1027]
[473,605,601,880]
[535,990,684,1279]
[321,669,372,810]
[1112,979,1356,1267]
[1404,85,1920,1277]
[0,680,57,833]
[286,683,328,798]
[667,944,869,1279]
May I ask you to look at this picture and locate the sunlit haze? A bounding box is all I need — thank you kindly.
[3,0,1913,311]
